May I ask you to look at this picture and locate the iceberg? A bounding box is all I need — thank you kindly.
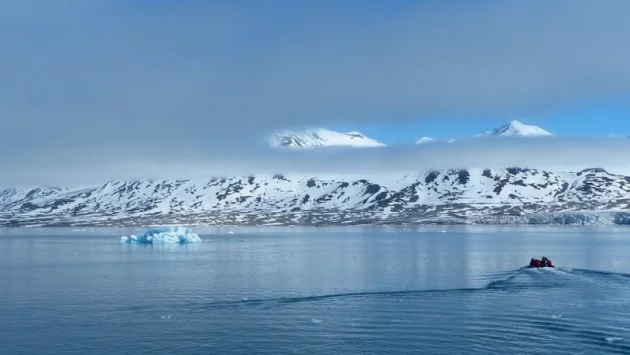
[119,226,202,244]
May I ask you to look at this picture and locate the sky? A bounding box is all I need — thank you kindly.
[3,0,630,187]
[330,100,630,144]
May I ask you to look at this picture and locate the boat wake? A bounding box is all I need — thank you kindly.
[120,267,630,353]
[130,267,630,313]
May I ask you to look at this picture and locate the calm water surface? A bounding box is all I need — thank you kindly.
[1,226,630,354]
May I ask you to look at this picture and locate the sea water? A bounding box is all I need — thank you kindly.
[1,226,630,354]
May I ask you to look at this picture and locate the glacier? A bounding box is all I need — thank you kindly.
[119,227,202,244]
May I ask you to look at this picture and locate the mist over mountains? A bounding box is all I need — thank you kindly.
[3,120,630,227]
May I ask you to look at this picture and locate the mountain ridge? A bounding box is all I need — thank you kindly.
[3,167,630,227]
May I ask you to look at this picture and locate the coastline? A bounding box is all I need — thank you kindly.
[3,210,630,228]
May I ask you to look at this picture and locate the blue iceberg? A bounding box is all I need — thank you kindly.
[119,227,202,244]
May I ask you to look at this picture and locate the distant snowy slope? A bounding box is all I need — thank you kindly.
[414,120,552,143]
[269,128,385,148]
[478,120,554,137]
[3,168,630,226]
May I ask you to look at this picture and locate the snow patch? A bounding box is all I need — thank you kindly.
[119,226,202,244]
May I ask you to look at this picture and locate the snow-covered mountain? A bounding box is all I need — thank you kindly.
[478,120,554,137]
[3,168,630,227]
[269,128,385,148]
[414,120,553,144]
[271,120,553,148]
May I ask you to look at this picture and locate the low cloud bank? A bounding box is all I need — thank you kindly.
[2,1,630,180]
[5,137,630,188]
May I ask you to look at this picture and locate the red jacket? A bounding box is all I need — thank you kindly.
[530,259,542,267]
[546,259,554,267]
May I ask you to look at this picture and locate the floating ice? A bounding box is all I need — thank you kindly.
[119,227,202,244]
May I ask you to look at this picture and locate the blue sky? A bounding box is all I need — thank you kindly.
[330,99,630,144]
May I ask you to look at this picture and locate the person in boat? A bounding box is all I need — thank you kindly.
[541,256,554,268]
[529,258,542,267]
[530,256,554,268]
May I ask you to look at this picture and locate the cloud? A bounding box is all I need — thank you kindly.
[4,137,630,188]
[2,1,630,186]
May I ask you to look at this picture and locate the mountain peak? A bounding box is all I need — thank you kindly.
[269,128,385,148]
[479,120,553,137]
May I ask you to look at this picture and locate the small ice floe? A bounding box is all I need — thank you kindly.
[310,318,323,324]
[119,226,202,244]
[605,337,623,343]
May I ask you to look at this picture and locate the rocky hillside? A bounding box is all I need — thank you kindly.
[2,167,630,227]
